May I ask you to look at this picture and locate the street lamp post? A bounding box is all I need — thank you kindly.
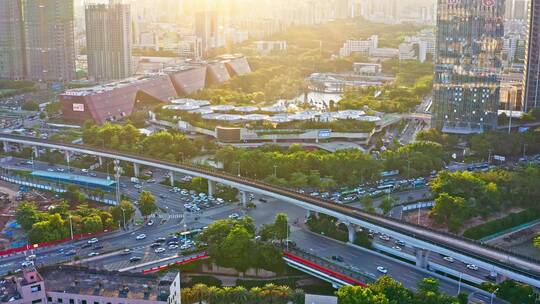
[285,218,290,252]
[457,272,462,295]
[121,207,126,230]
[113,159,121,205]
[235,162,241,177]
[69,215,74,240]
[490,288,499,304]
[273,165,277,177]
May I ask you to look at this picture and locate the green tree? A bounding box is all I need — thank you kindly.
[63,184,86,204]
[360,196,375,213]
[496,280,539,304]
[28,213,69,243]
[21,100,39,111]
[44,102,62,116]
[289,172,308,189]
[81,215,103,233]
[380,196,395,214]
[220,226,254,272]
[417,278,440,294]
[336,285,389,304]
[430,193,467,232]
[139,190,157,217]
[110,200,136,226]
[534,235,540,250]
[15,201,41,231]
[260,213,289,242]
[190,177,209,194]
[370,276,413,304]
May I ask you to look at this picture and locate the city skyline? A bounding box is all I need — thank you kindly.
[2,1,540,303]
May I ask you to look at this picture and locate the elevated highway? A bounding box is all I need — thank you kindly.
[1,133,540,287]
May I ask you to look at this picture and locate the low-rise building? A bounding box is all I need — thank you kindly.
[254,41,288,54]
[60,55,251,124]
[0,266,181,304]
[369,48,399,59]
[339,35,378,57]
[352,63,382,75]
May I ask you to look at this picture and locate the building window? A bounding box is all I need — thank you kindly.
[47,297,52,302]
[31,284,42,292]
[82,301,87,304]
[69,300,74,304]
[58,299,63,303]
[31,300,43,304]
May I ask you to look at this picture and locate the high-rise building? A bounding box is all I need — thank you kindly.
[362,0,397,20]
[432,0,505,134]
[0,0,26,80]
[506,0,529,20]
[335,0,350,19]
[85,1,132,82]
[195,10,218,57]
[523,0,540,112]
[22,0,76,83]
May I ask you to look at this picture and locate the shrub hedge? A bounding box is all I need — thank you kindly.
[463,209,540,240]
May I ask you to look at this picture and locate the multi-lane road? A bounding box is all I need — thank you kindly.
[0,157,504,302]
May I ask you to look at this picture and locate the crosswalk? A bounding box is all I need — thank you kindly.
[167,214,183,219]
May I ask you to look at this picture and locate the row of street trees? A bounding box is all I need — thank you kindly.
[216,141,448,189]
[16,201,116,243]
[15,190,157,243]
[82,122,200,162]
[216,144,380,188]
[180,283,304,304]
[337,276,468,304]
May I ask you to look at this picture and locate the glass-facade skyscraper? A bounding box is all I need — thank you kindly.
[86,2,133,82]
[524,0,540,112]
[433,0,505,134]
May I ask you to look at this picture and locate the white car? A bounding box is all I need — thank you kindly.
[392,246,401,251]
[25,254,36,261]
[466,264,479,271]
[88,252,99,257]
[168,244,179,250]
[379,234,390,241]
[154,247,166,254]
[180,244,191,250]
[136,234,146,240]
[147,220,154,226]
[376,266,388,274]
[87,238,99,244]
[228,213,239,219]
[82,169,89,173]
[443,256,454,263]
[21,261,34,268]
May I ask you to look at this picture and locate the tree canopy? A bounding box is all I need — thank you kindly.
[16,201,115,243]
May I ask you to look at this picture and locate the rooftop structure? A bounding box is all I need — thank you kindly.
[168,104,382,124]
[60,56,251,124]
[1,266,180,304]
[30,170,116,190]
[306,72,395,93]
